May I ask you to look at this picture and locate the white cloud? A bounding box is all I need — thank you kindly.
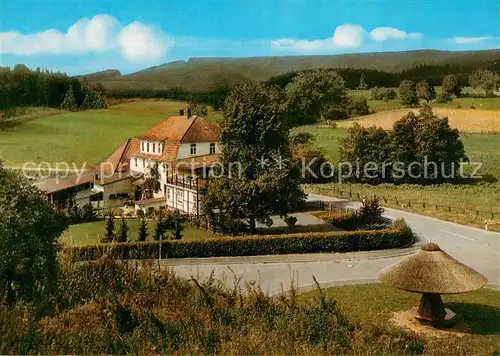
[271,24,365,52]
[370,27,423,41]
[451,36,493,44]
[0,14,172,63]
[271,24,423,52]
[119,22,173,62]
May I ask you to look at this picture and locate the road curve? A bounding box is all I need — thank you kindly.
[162,193,499,295]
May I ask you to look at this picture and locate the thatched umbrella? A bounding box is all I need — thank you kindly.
[379,242,487,323]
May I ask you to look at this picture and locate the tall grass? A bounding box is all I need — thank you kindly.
[0,258,427,355]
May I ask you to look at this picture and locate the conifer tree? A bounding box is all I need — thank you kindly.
[60,86,77,111]
[117,216,129,243]
[357,74,368,90]
[138,218,148,242]
[102,213,115,243]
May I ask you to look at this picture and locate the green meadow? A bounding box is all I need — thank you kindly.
[0,100,222,167]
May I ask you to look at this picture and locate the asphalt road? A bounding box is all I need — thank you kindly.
[162,193,500,295]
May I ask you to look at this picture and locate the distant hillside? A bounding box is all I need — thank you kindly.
[83,49,500,92]
[76,69,121,83]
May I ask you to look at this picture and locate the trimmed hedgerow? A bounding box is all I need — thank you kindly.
[313,211,366,231]
[64,226,413,261]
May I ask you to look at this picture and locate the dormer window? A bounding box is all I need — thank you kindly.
[190,144,196,155]
[210,143,216,154]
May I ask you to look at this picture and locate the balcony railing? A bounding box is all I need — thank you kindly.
[166,175,207,190]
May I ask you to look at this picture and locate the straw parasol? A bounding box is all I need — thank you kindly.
[379,242,487,324]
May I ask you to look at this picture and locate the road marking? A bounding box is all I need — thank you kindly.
[439,229,475,241]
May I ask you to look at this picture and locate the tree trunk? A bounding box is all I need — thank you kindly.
[249,217,256,235]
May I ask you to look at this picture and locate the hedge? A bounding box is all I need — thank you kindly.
[64,227,414,262]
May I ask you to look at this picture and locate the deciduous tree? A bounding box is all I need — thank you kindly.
[442,74,461,97]
[285,69,348,126]
[398,80,419,107]
[469,69,499,97]
[204,82,305,233]
[416,80,436,102]
[0,167,68,306]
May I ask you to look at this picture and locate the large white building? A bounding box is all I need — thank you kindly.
[36,109,220,216]
[128,109,221,215]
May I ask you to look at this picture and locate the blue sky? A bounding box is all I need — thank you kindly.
[1,0,499,75]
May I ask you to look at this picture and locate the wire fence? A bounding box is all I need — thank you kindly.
[305,185,499,223]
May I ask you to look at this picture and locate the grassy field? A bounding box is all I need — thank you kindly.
[0,100,222,167]
[61,219,218,245]
[295,125,500,230]
[349,87,500,113]
[302,284,500,355]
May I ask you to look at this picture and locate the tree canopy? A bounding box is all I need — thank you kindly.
[340,106,467,184]
[0,167,68,306]
[398,80,419,107]
[285,69,348,126]
[204,82,305,233]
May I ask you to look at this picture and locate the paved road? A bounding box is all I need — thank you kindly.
[163,193,500,295]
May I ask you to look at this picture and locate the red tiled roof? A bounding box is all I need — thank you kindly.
[130,115,220,163]
[137,116,220,143]
[98,139,134,174]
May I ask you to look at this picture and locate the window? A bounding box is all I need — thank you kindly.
[134,157,138,167]
[163,184,167,195]
[153,143,156,153]
[167,188,171,200]
[210,143,216,154]
[142,158,145,168]
[190,143,197,155]
[147,142,150,152]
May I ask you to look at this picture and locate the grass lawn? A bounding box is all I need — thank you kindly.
[302,284,500,355]
[349,87,500,113]
[61,219,218,245]
[0,99,221,167]
[295,126,500,230]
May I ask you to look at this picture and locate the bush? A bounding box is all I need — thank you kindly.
[65,225,413,261]
[322,106,349,121]
[436,92,452,103]
[284,216,298,227]
[359,197,384,225]
[371,87,397,101]
[347,97,370,117]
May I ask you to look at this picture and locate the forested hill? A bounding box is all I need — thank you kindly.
[84,49,500,92]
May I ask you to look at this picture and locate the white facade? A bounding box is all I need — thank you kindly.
[177,142,220,159]
[130,138,217,216]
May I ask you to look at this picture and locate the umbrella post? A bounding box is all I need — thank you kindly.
[417,293,445,321]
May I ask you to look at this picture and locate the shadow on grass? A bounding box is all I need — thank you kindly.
[446,302,500,335]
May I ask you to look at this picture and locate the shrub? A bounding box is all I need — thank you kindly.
[436,92,452,103]
[359,197,384,225]
[65,227,413,261]
[347,97,370,117]
[284,216,298,227]
[322,106,349,121]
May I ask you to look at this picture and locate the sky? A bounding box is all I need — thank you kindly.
[1,0,499,75]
